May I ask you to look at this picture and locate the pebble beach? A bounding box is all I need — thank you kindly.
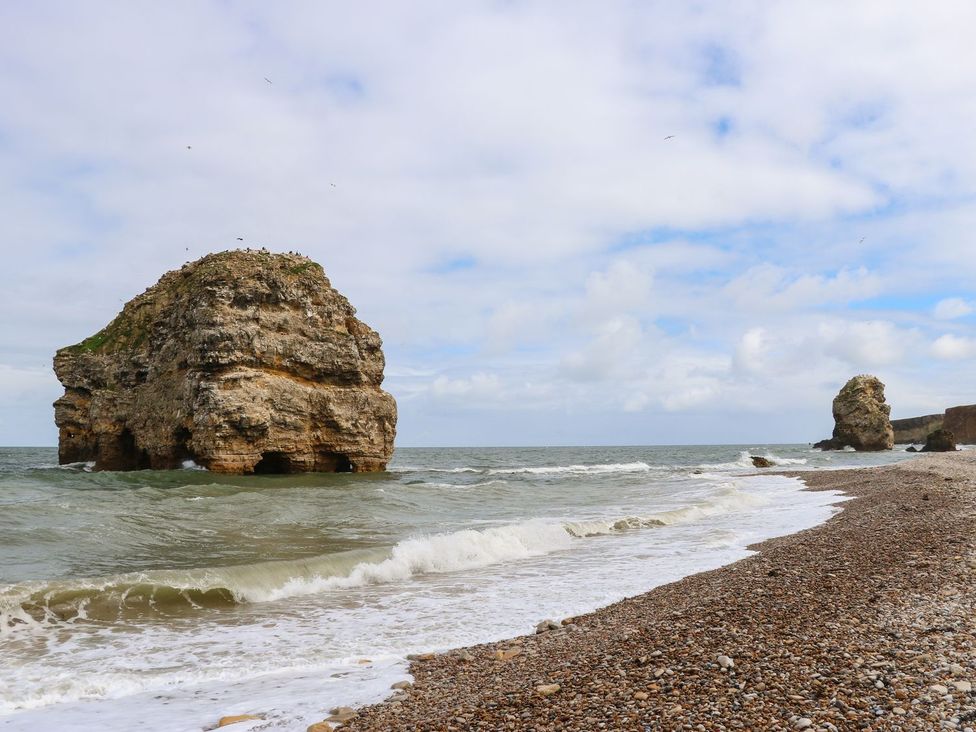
[335,452,976,732]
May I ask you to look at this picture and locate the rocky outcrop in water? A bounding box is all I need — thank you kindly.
[53,250,397,473]
[814,375,893,451]
[921,429,957,452]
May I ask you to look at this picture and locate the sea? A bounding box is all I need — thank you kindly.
[0,444,926,731]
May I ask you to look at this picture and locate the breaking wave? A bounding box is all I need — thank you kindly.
[2,486,766,632]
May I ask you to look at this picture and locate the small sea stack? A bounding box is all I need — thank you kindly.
[920,428,957,452]
[53,250,397,473]
[814,374,894,451]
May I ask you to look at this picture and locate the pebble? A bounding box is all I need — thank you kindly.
[493,648,521,661]
[794,718,812,730]
[716,654,734,670]
[217,715,263,727]
[953,680,972,692]
[326,706,358,723]
[535,683,561,696]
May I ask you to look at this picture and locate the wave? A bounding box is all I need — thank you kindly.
[564,487,765,536]
[1,486,767,632]
[415,479,510,490]
[392,466,482,473]
[694,451,808,471]
[488,461,652,476]
[394,462,654,476]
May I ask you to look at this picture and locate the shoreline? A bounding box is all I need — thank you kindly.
[327,453,976,731]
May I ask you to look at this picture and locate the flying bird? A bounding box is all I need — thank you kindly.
[330,183,337,187]
[859,237,865,244]
[186,145,192,150]
[264,77,272,84]
[237,237,244,241]
[664,135,675,140]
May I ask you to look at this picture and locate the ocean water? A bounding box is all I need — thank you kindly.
[0,444,920,731]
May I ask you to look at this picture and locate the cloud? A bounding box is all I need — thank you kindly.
[3,2,976,445]
[931,334,976,360]
[561,316,645,382]
[733,327,767,374]
[817,320,913,368]
[933,298,973,320]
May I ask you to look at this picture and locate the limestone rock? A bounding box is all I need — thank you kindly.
[921,429,957,452]
[815,375,893,451]
[217,715,263,727]
[750,456,773,468]
[53,250,396,473]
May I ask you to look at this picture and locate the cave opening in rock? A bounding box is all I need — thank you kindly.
[318,452,353,473]
[118,428,151,470]
[172,426,196,465]
[253,451,292,474]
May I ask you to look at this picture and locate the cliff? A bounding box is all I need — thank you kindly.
[944,405,976,445]
[891,414,944,444]
[53,250,397,473]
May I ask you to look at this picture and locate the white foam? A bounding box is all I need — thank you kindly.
[488,461,652,475]
[416,479,509,490]
[260,522,573,601]
[563,487,766,537]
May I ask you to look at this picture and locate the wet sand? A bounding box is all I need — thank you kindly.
[329,452,976,731]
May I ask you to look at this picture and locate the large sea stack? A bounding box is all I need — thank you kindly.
[814,374,894,451]
[53,250,397,473]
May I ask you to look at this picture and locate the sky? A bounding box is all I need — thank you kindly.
[2,1,976,447]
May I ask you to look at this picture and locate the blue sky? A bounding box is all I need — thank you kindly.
[2,1,976,447]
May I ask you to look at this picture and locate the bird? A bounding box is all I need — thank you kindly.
[330,183,337,187]
[264,77,272,85]
[664,135,675,140]
[859,237,865,244]
[236,237,244,241]
[185,247,189,252]
[186,145,192,150]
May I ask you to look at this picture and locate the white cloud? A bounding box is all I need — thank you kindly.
[429,373,503,401]
[931,334,976,360]
[933,298,973,320]
[817,320,912,368]
[561,316,645,382]
[582,260,652,320]
[733,327,767,374]
[3,2,976,445]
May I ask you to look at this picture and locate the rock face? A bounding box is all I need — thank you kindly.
[814,375,894,451]
[921,429,957,452]
[944,405,976,445]
[53,250,397,473]
[891,414,944,445]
